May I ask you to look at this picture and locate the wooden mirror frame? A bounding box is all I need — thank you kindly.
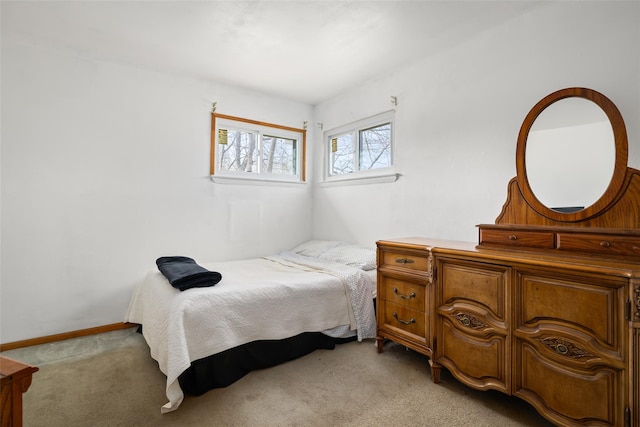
[515,87,628,222]
[481,87,639,256]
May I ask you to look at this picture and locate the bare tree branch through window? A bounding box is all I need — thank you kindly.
[328,114,393,178]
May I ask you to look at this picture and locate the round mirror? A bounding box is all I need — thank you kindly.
[516,88,628,222]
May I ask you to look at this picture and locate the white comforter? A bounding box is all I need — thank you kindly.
[125,252,376,413]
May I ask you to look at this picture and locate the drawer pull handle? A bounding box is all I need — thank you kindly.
[600,240,611,248]
[508,234,518,240]
[393,312,415,325]
[393,288,416,300]
[536,337,593,359]
[395,258,414,264]
[453,312,485,329]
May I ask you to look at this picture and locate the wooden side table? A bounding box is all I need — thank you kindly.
[0,356,38,427]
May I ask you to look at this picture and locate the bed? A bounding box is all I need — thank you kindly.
[124,240,377,413]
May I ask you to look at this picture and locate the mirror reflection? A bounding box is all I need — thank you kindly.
[525,97,615,212]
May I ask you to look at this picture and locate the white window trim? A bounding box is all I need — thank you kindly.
[319,172,400,188]
[210,175,306,187]
[210,113,306,184]
[322,110,396,185]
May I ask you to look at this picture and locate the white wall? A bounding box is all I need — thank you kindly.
[312,2,640,246]
[1,35,313,342]
[2,1,639,343]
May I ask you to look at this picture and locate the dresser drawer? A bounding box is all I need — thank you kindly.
[438,318,508,392]
[382,277,425,310]
[556,232,640,256]
[479,228,555,249]
[439,259,509,322]
[516,271,623,353]
[382,301,426,339]
[513,338,624,427]
[379,250,430,272]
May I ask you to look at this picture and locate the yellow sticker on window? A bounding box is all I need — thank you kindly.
[331,138,338,153]
[218,129,228,145]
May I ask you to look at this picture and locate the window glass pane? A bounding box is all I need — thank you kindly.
[218,129,258,173]
[359,122,391,170]
[262,135,297,175]
[330,133,354,175]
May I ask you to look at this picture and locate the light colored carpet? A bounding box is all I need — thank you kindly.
[2,328,555,426]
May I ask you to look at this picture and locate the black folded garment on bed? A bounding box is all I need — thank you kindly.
[156,256,222,291]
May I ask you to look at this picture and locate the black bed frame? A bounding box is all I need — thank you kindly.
[178,332,355,395]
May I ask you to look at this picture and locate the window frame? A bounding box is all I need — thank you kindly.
[210,113,306,183]
[324,111,395,183]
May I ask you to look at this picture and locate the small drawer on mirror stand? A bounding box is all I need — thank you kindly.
[556,232,640,256]
[478,227,555,249]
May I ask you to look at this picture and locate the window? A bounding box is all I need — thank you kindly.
[211,113,306,183]
[326,111,394,182]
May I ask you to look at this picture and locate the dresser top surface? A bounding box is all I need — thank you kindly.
[377,236,640,276]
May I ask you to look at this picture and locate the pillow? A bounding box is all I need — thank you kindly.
[318,245,377,270]
[291,240,350,258]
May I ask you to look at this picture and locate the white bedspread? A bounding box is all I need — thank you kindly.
[125,252,376,413]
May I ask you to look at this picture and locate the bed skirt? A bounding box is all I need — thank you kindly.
[177,332,356,396]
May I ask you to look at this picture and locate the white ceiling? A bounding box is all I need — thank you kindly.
[2,1,543,105]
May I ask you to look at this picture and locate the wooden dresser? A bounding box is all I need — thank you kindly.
[0,356,38,427]
[376,88,640,427]
[377,237,640,427]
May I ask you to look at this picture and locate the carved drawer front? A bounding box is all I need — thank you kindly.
[439,260,509,321]
[516,272,624,353]
[513,338,625,427]
[383,277,425,311]
[382,301,426,340]
[556,232,640,257]
[438,318,509,392]
[379,250,431,273]
[438,305,506,337]
[479,228,555,249]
